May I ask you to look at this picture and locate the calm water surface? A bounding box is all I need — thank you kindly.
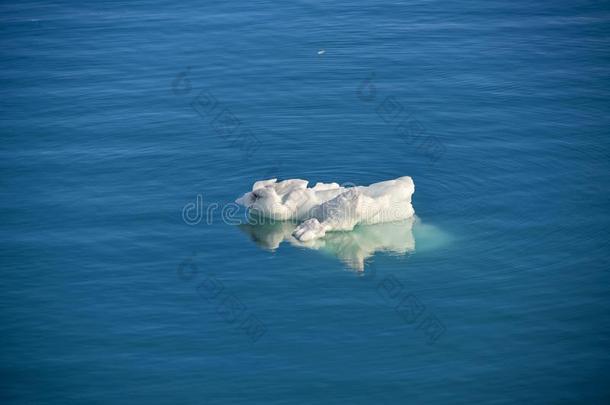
[2,0,610,403]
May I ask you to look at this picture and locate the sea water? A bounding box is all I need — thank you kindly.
[2,0,610,403]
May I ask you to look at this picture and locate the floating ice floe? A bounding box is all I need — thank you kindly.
[235,177,415,241]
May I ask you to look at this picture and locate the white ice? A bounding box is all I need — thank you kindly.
[235,176,415,241]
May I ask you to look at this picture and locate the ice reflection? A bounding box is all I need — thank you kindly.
[238,217,416,271]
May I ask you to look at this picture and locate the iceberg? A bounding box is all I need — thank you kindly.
[235,177,415,241]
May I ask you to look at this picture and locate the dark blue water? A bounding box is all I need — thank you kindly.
[2,1,610,403]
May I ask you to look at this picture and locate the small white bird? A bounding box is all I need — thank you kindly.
[317,49,325,55]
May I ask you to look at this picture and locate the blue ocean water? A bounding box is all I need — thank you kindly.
[2,0,610,403]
